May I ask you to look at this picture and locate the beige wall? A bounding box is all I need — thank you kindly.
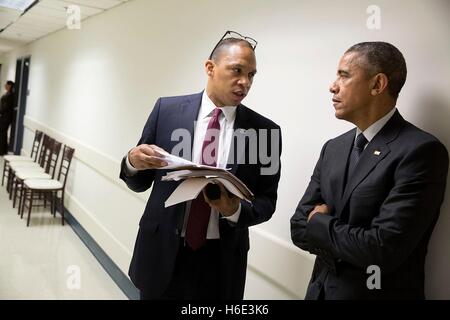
[2,0,449,299]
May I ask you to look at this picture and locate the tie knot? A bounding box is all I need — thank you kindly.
[212,108,222,119]
[355,133,368,150]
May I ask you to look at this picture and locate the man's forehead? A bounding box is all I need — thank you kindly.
[217,43,255,59]
[225,56,256,66]
[221,53,256,69]
[338,52,363,71]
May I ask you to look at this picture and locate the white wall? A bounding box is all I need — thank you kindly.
[2,0,449,299]
[0,53,6,83]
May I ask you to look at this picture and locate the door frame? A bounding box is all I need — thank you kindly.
[11,55,31,155]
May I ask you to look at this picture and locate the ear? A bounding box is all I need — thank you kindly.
[205,60,215,77]
[370,73,389,96]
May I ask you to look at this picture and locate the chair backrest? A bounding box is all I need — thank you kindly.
[38,134,52,167]
[45,140,62,178]
[30,130,43,162]
[40,137,57,175]
[57,145,75,188]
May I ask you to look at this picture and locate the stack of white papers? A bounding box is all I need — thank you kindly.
[156,152,254,208]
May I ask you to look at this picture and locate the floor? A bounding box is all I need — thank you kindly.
[0,156,127,300]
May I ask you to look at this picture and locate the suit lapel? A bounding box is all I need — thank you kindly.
[178,92,203,161]
[173,92,202,229]
[227,104,249,175]
[340,111,404,213]
[340,142,390,210]
[333,130,355,215]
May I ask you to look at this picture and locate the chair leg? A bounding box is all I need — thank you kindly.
[6,168,12,193]
[7,169,12,195]
[61,192,65,226]
[8,172,13,199]
[20,189,26,219]
[12,179,21,209]
[18,185,24,215]
[11,177,16,205]
[1,161,8,186]
[51,191,55,217]
[27,190,34,227]
[54,191,58,217]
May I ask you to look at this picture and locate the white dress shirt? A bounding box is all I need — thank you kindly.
[126,90,241,239]
[356,107,397,147]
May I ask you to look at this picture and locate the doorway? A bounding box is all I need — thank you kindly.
[10,56,31,155]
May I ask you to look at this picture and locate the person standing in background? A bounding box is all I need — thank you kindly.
[0,80,15,156]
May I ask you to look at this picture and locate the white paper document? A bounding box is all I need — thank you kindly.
[159,153,254,208]
[155,151,196,169]
[164,177,245,208]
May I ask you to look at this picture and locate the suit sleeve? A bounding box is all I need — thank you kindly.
[305,140,449,274]
[119,98,162,193]
[235,126,282,229]
[290,141,329,253]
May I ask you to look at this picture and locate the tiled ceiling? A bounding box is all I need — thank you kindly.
[0,0,129,53]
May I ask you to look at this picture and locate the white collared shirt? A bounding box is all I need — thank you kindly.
[126,91,241,239]
[356,107,397,147]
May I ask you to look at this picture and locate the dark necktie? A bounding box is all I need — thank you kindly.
[347,133,368,180]
[185,108,222,250]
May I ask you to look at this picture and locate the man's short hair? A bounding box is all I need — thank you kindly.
[345,42,407,99]
[210,38,254,62]
[6,80,15,88]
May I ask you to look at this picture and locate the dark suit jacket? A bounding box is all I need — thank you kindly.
[120,92,282,299]
[0,91,15,125]
[291,111,448,299]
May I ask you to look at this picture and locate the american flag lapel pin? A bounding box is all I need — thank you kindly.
[374,150,381,156]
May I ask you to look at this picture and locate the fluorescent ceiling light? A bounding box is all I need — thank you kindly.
[0,0,37,12]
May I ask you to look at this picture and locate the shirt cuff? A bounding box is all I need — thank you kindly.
[125,153,139,175]
[222,202,241,223]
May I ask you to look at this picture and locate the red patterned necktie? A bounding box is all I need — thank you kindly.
[185,108,222,250]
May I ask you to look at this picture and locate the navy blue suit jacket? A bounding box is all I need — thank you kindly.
[120,92,282,299]
[291,111,449,299]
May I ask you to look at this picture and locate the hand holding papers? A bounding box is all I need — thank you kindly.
[157,152,254,208]
[154,150,195,169]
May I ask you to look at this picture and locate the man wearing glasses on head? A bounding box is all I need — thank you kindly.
[120,31,282,300]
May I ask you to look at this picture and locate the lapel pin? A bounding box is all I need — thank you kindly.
[374,150,381,156]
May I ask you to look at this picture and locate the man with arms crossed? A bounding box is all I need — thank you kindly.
[291,42,448,299]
